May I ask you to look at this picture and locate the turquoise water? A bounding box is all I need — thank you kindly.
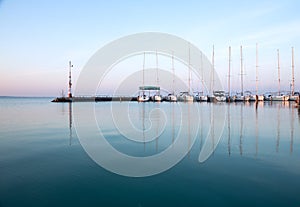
[1,97,300,207]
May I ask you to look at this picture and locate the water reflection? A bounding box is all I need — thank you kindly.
[276,105,280,153]
[75,101,299,158]
[60,102,73,145]
[290,106,294,154]
[255,102,258,157]
[210,103,215,156]
[140,103,146,151]
[69,102,73,146]
[222,101,299,157]
[239,104,243,156]
[156,103,160,153]
[227,104,231,156]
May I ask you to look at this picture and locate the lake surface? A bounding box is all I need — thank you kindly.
[1,97,300,207]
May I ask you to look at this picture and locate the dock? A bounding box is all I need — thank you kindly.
[51,96,137,102]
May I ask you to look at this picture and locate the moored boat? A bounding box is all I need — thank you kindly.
[214,90,226,102]
[137,94,150,102]
[177,92,194,102]
[166,94,177,102]
[151,95,162,102]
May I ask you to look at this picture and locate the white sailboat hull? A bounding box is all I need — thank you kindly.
[249,95,264,101]
[215,96,226,102]
[212,91,226,102]
[152,95,162,102]
[257,95,264,101]
[177,94,194,102]
[199,95,208,102]
[234,95,250,102]
[166,94,177,102]
[289,95,299,101]
[137,95,150,102]
[195,95,208,102]
[271,95,289,101]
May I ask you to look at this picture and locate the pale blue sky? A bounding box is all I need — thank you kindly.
[0,0,299,96]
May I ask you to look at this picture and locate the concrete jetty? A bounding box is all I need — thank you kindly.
[51,96,137,102]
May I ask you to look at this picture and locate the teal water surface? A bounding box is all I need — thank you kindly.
[0,97,300,207]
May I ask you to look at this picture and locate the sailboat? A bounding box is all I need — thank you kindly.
[235,46,249,102]
[151,51,162,102]
[177,43,194,102]
[269,49,289,101]
[207,46,226,102]
[166,52,177,102]
[249,43,264,101]
[137,52,150,102]
[227,46,236,102]
[195,52,208,102]
[289,47,299,101]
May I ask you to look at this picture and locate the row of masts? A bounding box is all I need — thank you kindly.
[65,45,297,102]
[225,45,297,102]
[136,44,298,103]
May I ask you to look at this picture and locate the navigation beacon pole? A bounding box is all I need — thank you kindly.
[68,61,73,98]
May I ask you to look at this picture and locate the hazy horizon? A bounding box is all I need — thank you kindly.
[1,1,300,97]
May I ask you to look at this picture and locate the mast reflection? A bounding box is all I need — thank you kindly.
[239,104,243,156]
[276,105,280,153]
[211,103,215,156]
[255,101,259,157]
[156,103,160,153]
[199,103,203,150]
[227,104,231,156]
[172,102,175,146]
[290,106,294,154]
[188,102,191,158]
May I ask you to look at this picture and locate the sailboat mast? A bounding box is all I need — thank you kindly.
[211,45,215,94]
[188,43,191,95]
[142,52,145,95]
[156,50,159,95]
[228,46,231,97]
[68,61,73,98]
[172,51,175,95]
[277,49,281,96]
[256,43,259,95]
[201,52,204,94]
[292,47,295,96]
[240,46,244,96]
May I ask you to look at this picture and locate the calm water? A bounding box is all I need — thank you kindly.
[1,97,300,207]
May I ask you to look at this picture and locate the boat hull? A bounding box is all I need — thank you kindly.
[289,95,299,101]
[137,95,150,102]
[166,94,177,102]
[271,95,289,101]
[177,95,194,102]
[151,95,162,102]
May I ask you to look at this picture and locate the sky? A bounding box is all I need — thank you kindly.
[0,0,300,96]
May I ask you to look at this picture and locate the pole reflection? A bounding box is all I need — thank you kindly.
[142,103,146,151]
[188,102,191,158]
[227,104,231,156]
[156,103,160,153]
[255,101,258,157]
[68,102,72,146]
[276,104,280,153]
[211,103,215,156]
[199,103,203,151]
[172,103,175,146]
[239,104,243,156]
[290,106,294,154]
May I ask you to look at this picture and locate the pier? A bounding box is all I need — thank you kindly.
[52,96,137,102]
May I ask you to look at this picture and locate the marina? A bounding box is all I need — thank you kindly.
[52,45,299,104]
[2,1,300,207]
